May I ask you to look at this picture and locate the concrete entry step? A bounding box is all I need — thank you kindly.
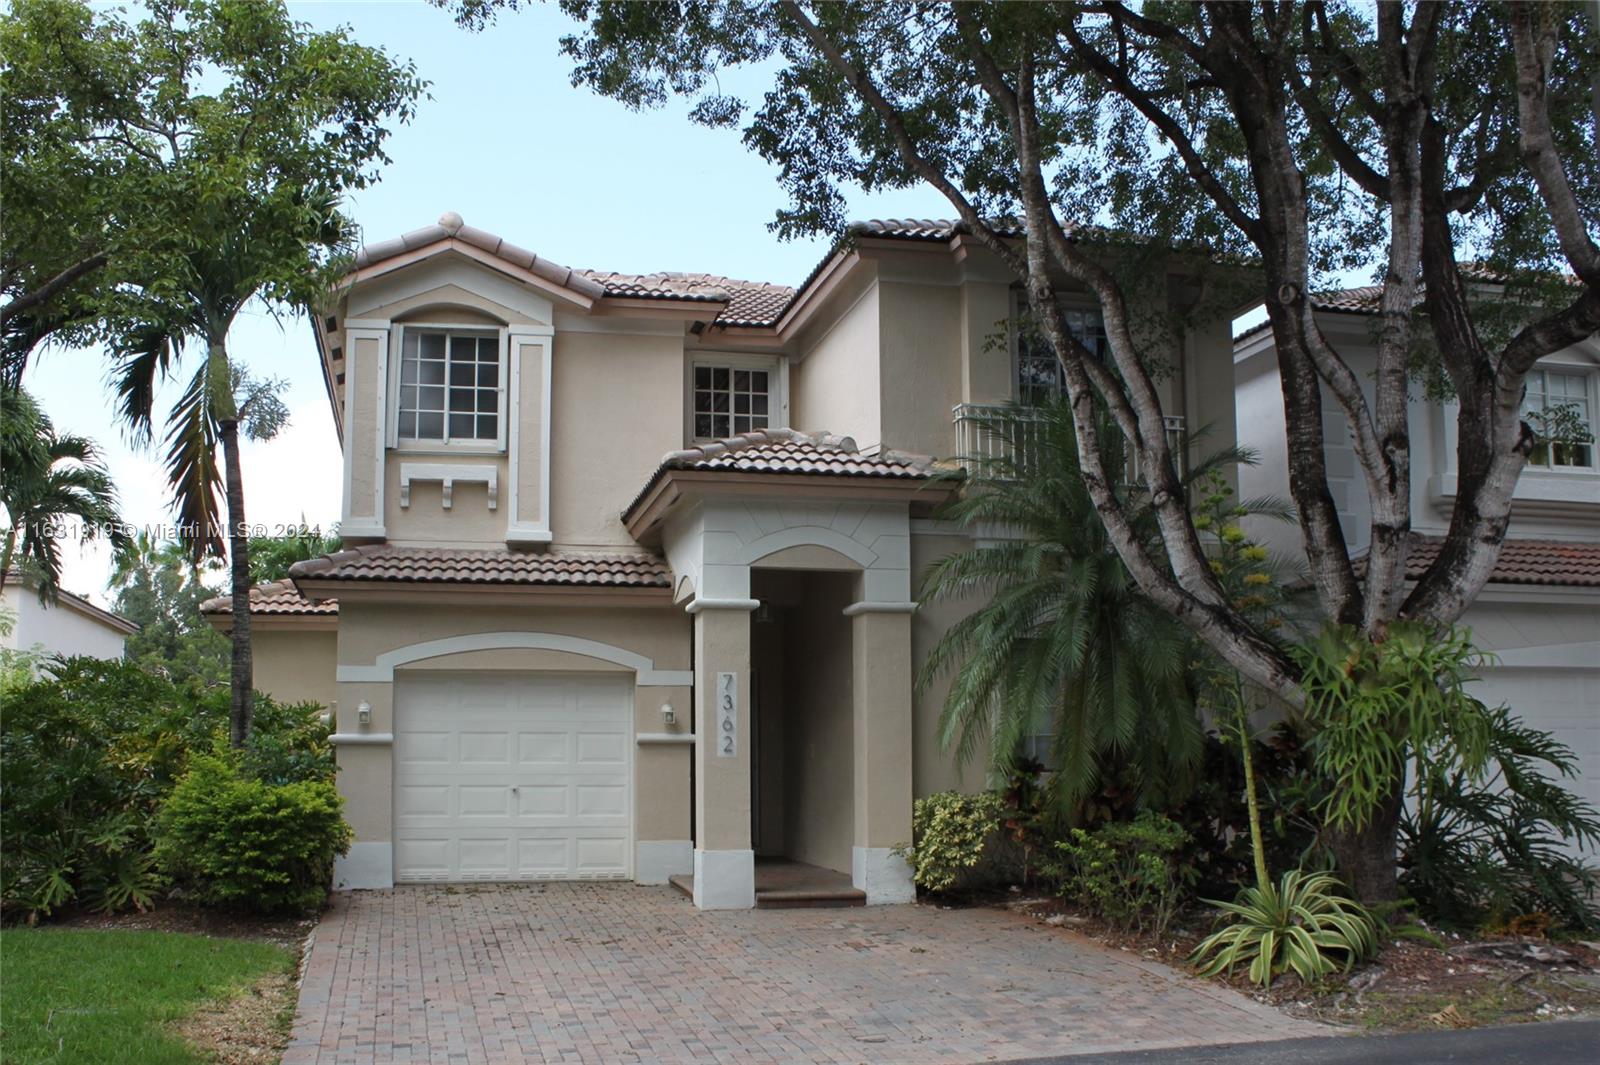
[669,859,867,908]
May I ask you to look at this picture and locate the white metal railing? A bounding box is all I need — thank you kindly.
[951,403,1186,484]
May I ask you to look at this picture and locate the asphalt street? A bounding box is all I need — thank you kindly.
[1006,1019,1599,1064]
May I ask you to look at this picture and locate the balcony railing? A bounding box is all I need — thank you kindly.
[951,403,1186,484]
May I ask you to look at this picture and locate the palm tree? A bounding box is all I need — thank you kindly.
[0,387,125,602]
[919,398,1280,814]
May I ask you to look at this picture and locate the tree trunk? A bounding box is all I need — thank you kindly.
[218,418,254,747]
[1327,785,1404,906]
[0,527,16,592]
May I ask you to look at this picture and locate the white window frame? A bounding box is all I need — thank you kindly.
[684,353,785,444]
[1521,363,1598,474]
[387,322,509,454]
[1009,290,1108,406]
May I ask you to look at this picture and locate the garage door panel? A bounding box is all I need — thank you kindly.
[394,673,631,882]
[519,731,571,764]
[397,731,451,764]
[459,731,513,764]
[397,785,451,818]
[575,838,627,872]
[395,839,451,879]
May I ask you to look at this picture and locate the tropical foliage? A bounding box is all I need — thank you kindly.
[249,525,341,585]
[920,399,1289,811]
[1041,812,1192,937]
[1191,869,1379,988]
[156,752,350,914]
[0,658,335,922]
[899,791,1006,895]
[0,387,123,602]
[1401,705,1600,933]
[110,532,230,688]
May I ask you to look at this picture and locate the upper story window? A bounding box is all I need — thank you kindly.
[1523,367,1596,470]
[693,363,770,440]
[396,327,503,446]
[1016,307,1108,406]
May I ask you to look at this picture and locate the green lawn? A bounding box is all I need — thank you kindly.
[0,928,295,1064]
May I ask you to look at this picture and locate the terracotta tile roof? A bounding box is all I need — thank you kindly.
[658,428,937,479]
[1234,264,1581,342]
[848,218,1025,242]
[574,271,797,327]
[353,212,607,299]
[287,545,671,588]
[1400,535,1600,588]
[200,580,338,616]
[625,429,942,522]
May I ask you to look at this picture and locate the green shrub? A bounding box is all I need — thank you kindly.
[0,658,333,921]
[1041,812,1194,936]
[156,754,352,914]
[1192,869,1378,987]
[898,791,1006,894]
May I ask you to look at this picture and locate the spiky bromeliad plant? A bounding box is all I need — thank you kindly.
[1188,477,1378,987]
[1192,869,1379,986]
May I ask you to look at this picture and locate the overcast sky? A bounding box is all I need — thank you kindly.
[28,0,960,605]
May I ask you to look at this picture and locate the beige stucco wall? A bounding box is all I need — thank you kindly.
[253,628,338,710]
[549,330,684,549]
[961,280,1014,407]
[382,455,510,546]
[781,573,856,873]
[792,283,882,446]
[911,532,991,797]
[345,332,384,525]
[877,280,965,459]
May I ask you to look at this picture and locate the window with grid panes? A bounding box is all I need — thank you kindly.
[397,329,501,444]
[1016,308,1108,406]
[692,364,770,440]
[1522,369,1596,469]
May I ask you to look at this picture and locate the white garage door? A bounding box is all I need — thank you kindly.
[1473,667,1600,856]
[394,673,632,882]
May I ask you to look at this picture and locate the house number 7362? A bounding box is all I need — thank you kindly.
[716,671,737,758]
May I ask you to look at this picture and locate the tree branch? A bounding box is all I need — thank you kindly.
[0,251,109,330]
[1509,3,1600,287]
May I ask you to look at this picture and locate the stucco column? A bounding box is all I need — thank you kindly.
[331,679,395,889]
[848,605,916,903]
[691,601,756,908]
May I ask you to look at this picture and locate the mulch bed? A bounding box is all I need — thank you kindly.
[992,890,1600,1032]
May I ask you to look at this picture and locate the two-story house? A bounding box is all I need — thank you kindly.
[1234,290,1600,829]
[204,212,1244,908]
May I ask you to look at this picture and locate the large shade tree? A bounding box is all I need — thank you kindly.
[2,0,423,745]
[447,0,1599,901]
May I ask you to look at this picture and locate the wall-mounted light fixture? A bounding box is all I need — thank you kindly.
[356,699,372,726]
[659,702,676,727]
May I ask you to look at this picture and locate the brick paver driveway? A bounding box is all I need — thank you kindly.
[284,884,1327,1064]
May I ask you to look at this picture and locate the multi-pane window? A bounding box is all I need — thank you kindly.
[693,364,770,440]
[1016,308,1108,406]
[397,329,501,444]
[1522,369,1595,469]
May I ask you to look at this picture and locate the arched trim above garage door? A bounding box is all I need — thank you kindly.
[337,631,693,686]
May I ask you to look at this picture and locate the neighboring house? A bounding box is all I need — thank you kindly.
[1,573,138,665]
[1234,291,1600,832]
[202,212,1246,907]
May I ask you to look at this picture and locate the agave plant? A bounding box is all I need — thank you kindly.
[1191,869,1378,987]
